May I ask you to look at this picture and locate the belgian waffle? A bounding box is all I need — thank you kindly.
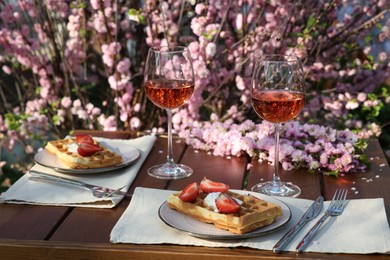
[167,190,283,234]
[45,138,123,169]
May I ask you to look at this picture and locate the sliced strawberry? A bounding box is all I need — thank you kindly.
[77,142,103,157]
[215,193,241,214]
[199,177,229,193]
[76,134,95,144]
[179,182,199,202]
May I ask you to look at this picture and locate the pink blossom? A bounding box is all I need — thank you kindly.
[236,13,243,30]
[101,42,121,68]
[104,7,113,18]
[1,4,15,24]
[25,145,34,154]
[191,17,207,36]
[73,99,82,108]
[98,115,117,131]
[121,92,132,104]
[92,107,101,116]
[116,58,131,74]
[61,97,72,108]
[92,12,107,34]
[345,100,358,110]
[205,42,216,58]
[130,117,141,129]
[108,75,131,91]
[120,111,128,122]
[195,3,206,15]
[357,93,367,102]
[235,75,245,90]
[90,0,100,10]
[2,65,11,75]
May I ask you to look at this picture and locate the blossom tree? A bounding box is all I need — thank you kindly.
[0,0,389,190]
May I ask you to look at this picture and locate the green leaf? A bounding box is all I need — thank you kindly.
[127,8,145,25]
[70,2,86,9]
[304,15,316,34]
[324,169,339,177]
[52,115,61,126]
[79,29,86,37]
[307,16,316,28]
[365,35,372,44]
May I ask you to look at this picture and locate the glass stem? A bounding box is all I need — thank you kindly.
[166,109,175,166]
[272,123,282,187]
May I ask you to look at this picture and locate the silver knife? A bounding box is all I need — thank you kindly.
[273,196,324,253]
[29,170,133,198]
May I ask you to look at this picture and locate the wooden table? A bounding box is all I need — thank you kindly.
[0,131,389,259]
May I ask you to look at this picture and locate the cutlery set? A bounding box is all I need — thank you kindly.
[274,189,348,253]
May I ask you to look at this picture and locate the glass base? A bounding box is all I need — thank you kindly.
[251,181,301,197]
[147,163,193,180]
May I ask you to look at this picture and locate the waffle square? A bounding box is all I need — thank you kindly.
[167,190,283,234]
[45,138,123,169]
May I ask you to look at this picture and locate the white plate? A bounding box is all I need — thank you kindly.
[158,190,291,240]
[34,139,140,174]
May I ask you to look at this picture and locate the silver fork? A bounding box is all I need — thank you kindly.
[296,189,348,253]
[29,175,126,199]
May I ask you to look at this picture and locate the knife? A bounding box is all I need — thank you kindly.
[273,196,324,253]
[29,170,133,198]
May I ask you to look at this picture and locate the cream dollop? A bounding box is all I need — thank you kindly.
[67,143,79,154]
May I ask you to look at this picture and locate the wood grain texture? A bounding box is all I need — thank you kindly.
[1,240,389,260]
[0,204,69,240]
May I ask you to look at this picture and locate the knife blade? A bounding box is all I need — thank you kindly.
[29,170,133,198]
[273,196,324,253]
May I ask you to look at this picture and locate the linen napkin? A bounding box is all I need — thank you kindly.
[110,187,390,254]
[0,135,156,208]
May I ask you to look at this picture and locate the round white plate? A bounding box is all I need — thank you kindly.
[158,190,291,240]
[34,139,140,174]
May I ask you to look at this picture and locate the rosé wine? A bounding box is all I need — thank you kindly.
[252,90,305,123]
[145,79,194,109]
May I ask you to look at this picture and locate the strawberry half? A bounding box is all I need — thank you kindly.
[215,193,241,214]
[179,182,199,202]
[76,134,94,144]
[199,177,229,193]
[77,142,103,157]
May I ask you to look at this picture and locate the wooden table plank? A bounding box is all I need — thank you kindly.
[246,159,322,200]
[73,130,134,140]
[1,240,390,260]
[0,204,69,240]
[167,144,249,190]
[49,200,130,243]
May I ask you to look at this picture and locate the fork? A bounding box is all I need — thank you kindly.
[296,189,348,253]
[29,175,126,199]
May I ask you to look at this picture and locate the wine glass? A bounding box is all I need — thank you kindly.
[144,46,195,179]
[251,54,305,197]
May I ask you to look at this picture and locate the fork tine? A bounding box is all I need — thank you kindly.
[329,188,340,208]
[339,189,348,211]
[332,189,347,211]
[336,189,343,207]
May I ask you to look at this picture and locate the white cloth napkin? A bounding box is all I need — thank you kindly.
[110,187,390,254]
[0,135,156,208]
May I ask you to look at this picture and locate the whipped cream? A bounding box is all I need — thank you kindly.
[204,192,243,212]
[204,192,221,212]
[67,143,79,154]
